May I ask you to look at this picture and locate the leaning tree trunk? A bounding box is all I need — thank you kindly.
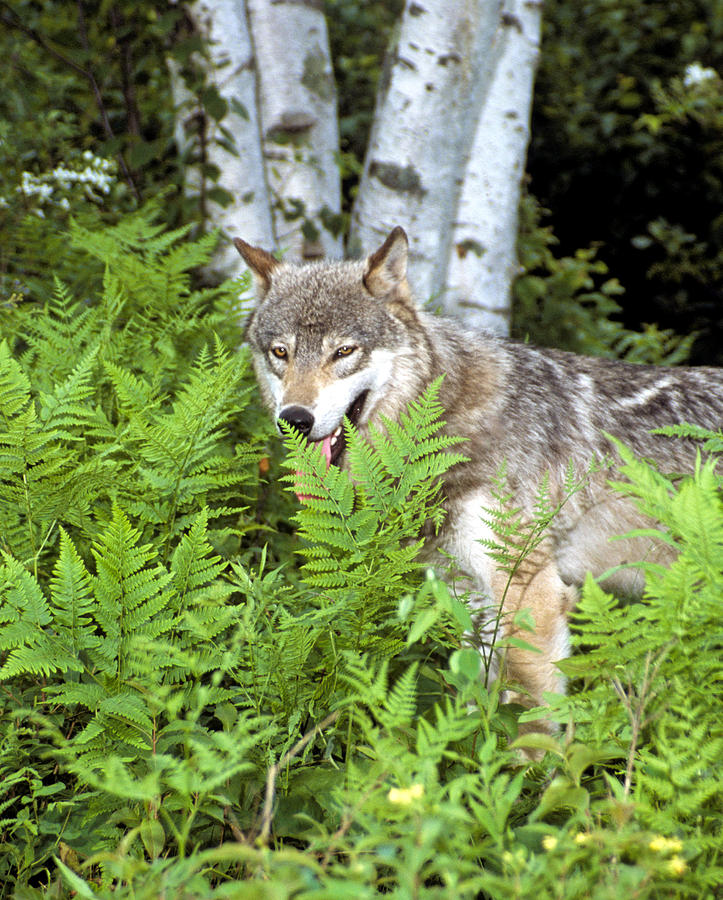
[351,0,542,334]
[444,0,543,333]
[246,0,343,261]
[170,0,273,280]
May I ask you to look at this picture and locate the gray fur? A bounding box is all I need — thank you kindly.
[236,228,723,721]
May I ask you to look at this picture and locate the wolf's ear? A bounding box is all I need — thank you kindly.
[363,226,408,298]
[233,238,278,295]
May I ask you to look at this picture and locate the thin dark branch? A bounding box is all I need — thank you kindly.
[259,710,341,845]
[0,1,87,78]
[111,4,141,138]
[76,0,140,201]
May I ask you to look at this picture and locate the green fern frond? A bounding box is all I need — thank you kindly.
[19,280,99,386]
[170,509,228,608]
[0,339,32,423]
[380,662,419,729]
[49,528,100,659]
[341,655,390,709]
[653,422,723,454]
[0,553,57,679]
[37,346,99,434]
[416,695,480,763]
[637,697,723,827]
[50,681,105,709]
[91,504,173,680]
[104,361,161,415]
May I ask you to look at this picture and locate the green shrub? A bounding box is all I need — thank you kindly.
[1,211,720,898]
[513,191,696,365]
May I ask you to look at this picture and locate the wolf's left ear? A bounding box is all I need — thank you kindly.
[363,226,408,298]
[233,237,278,295]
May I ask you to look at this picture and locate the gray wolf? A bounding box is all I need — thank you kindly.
[234,227,723,717]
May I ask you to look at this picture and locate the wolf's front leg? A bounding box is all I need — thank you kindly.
[492,560,577,728]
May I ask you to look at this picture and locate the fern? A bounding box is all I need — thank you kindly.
[284,378,465,596]
[3,205,719,898]
[653,422,723,454]
[48,527,100,664]
[17,279,99,388]
[555,435,723,891]
[106,338,258,553]
[0,553,55,679]
[91,504,173,683]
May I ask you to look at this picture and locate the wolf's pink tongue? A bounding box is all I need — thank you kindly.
[295,436,333,501]
[318,435,333,467]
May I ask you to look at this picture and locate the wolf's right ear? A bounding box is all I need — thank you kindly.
[363,226,408,298]
[233,238,278,295]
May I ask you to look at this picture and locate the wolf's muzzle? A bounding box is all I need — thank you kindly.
[278,405,314,437]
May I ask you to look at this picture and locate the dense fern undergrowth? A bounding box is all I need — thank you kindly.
[0,206,721,898]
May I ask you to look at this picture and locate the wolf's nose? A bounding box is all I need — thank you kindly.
[278,406,315,437]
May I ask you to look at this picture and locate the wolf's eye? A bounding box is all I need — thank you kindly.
[270,345,288,360]
[335,345,356,358]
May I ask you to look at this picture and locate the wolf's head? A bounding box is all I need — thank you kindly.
[234,228,427,470]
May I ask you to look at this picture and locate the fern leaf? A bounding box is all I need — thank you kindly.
[91,505,173,680]
[49,528,100,661]
[0,339,32,422]
[380,663,419,729]
[0,553,57,679]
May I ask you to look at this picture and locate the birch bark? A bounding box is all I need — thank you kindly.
[175,0,542,309]
[350,0,501,302]
[246,0,343,260]
[444,0,543,333]
[171,0,273,279]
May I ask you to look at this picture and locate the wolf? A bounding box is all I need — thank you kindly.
[234,227,723,716]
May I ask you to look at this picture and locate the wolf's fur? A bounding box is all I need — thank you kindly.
[234,228,723,714]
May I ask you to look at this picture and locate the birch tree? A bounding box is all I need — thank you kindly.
[350,0,542,332]
[246,0,343,261]
[174,0,543,330]
[349,0,500,303]
[172,0,342,279]
[171,0,273,279]
[444,0,543,332]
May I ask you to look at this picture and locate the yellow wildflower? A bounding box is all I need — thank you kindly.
[666,856,687,877]
[387,783,424,805]
[649,835,683,854]
[542,835,558,851]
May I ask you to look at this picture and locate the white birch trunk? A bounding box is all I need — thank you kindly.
[350,0,501,302]
[444,0,543,333]
[171,0,274,279]
[246,0,343,261]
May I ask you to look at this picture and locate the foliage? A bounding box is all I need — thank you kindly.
[3,0,720,364]
[0,0,184,203]
[0,212,719,897]
[531,429,723,898]
[0,0,189,302]
[513,191,696,364]
[529,0,723,363]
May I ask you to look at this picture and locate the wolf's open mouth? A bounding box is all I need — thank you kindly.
[313,390,369,468]
[295,391,369,502]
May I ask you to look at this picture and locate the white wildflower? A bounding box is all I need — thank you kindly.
[17,154,116,210]
[683,62,717,88]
